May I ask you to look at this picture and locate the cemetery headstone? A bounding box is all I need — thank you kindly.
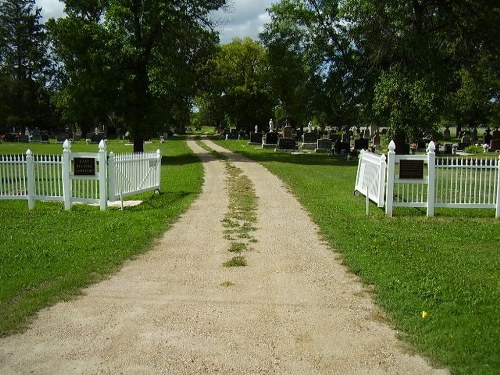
[32,129,42,142]
[470,127,478,142]
[354,138,369,151]
[283,125,292,138]
[269,119,275,132]
[262,132,278,148]
[301,132,319,150]
[226,129,238,140]
[483,129,492,145]
[372,131,381,149]
[249,132,263,144]
[333,140,350,155]
[41,132,49,143]
[492,128,500,140]
[315,138,332,153]
[363,128,370,139]
[341,131,351,144]
[276,137,297,152]
[57,133,70,143]
[443,127,451,141]
[489,138,500,152]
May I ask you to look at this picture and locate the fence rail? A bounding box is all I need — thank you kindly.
[0,140,162,210]
[355,150,386,208]
[108,150,161,201]
[355,140,500,217]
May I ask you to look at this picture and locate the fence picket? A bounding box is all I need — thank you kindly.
[356,140,499,217]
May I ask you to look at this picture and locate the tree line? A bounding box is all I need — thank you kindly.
[1,0,499,152]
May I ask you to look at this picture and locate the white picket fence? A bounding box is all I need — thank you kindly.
[108,150,161,202]
[354,149,386,208]
[355,140,500,218]
[0,140,161,210]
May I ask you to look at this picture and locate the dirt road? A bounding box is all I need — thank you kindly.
[0,139,448,374]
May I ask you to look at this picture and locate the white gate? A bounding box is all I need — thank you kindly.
[0,140,161,210]
[355,140,500,218]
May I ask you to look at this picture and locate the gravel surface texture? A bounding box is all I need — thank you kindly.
[0,139,449,374]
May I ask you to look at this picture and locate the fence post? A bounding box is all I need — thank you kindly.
[98,140,107,210]
[385,140,396,217]
[62,140,71,210]
[427,141,436,217]
[378,154,386,208]
[26,149,35,209]
[156,149,161,189]
[108,151,116,202]
[496,155,500,218]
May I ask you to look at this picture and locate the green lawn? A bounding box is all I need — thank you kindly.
[214,139,499,375]
[1,137,498,375]
[0,137,203,336]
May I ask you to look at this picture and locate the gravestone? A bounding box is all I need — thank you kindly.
[276,137,297,152]
[483,129,492,145]
[333,140,350,154]
[226,129,238,140]
[41,132,49,143]
[492,128,500,140]
[32,129,42,142]
[490,138,500,152]
[315,138,332,153]
[470,127,478,142]
[90,133,104,143]
[249,132,263,145]
[363,128,370,139]
[341,131,351,143]
[57,133,70,143]
[354,138,369,150]
[301,132,319,150]
[443,127,451,141]
[283,125,292,138]
[262,132,278,148]
[443,144,453,155]
[372,131,381,149]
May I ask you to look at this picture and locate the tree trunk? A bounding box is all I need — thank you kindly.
[133,136,144,153]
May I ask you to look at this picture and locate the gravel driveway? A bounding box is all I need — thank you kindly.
[0,139,448,374]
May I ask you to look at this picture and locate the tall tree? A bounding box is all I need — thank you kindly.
[50,0,226,152]
[343,0,500,146]
[0,0,54,132]
[196,38,273,131]
[261,0,359,129]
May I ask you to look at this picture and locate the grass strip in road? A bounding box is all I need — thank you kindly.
[0,138,203,336]
[195,140,258,267]
[214,139,499,375]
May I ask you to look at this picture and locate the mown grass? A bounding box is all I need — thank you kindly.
[0,138,203,336]
[214,139,499,375]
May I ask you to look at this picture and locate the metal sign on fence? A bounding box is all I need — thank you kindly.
[399,160,424,179]
[73,157,96,176]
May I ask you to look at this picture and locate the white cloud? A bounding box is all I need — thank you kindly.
[212,0,274,44]
[36,0,274,44]
[36,0,65,20]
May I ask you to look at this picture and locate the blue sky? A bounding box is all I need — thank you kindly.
[36,0,275,44]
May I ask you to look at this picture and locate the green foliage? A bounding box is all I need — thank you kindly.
[373,67,439,142]
[0,138,203,336]
[49,0,227,149]
[222,256,247,268]
[196,38,273,131]
[0,0,58,132]
[259,0,500,139]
